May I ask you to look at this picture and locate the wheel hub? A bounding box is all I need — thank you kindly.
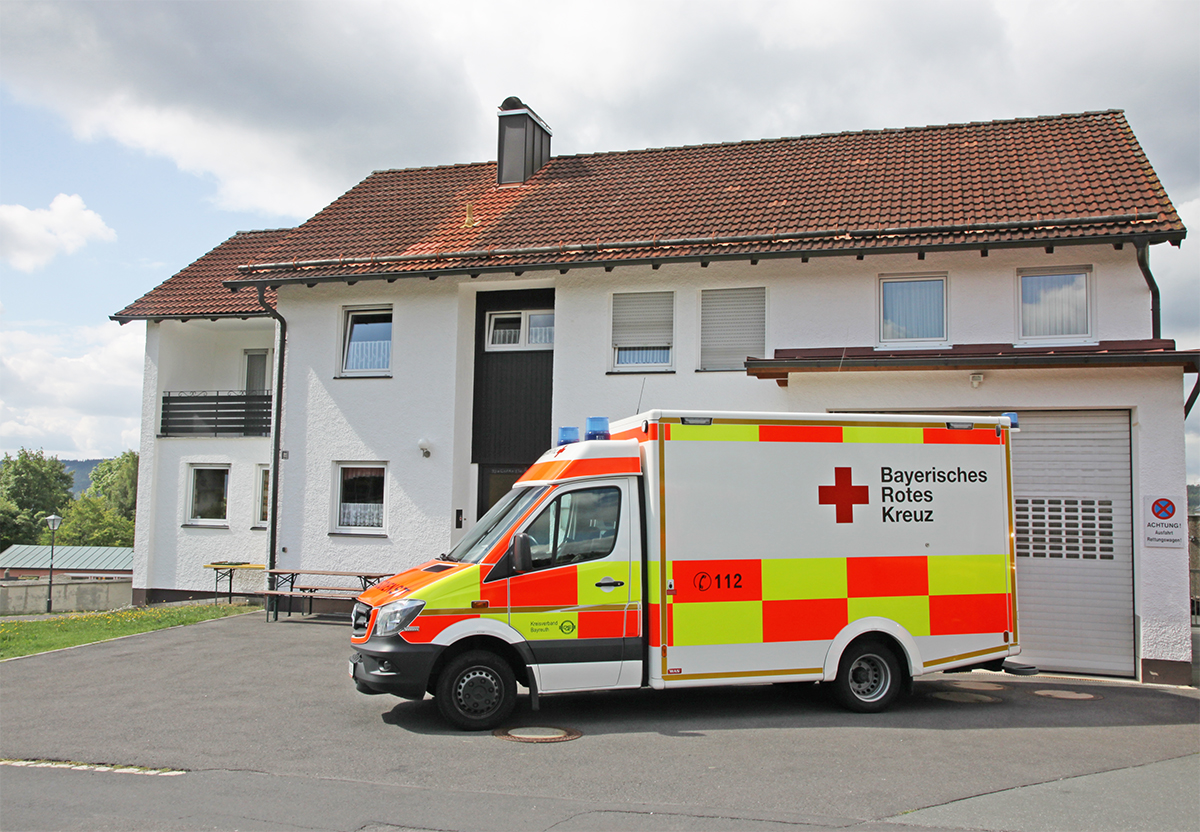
[848,654,889,701]
[456,668,501,715]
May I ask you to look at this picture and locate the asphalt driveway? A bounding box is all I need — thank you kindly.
[1,610,1196,831]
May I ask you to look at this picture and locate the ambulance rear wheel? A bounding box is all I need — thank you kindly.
[832,639,902,713]
[436,650,516,730]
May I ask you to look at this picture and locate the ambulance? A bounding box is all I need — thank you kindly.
[350,410,1022,730]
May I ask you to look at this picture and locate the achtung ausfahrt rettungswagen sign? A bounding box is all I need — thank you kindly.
[1143,496,1185,548]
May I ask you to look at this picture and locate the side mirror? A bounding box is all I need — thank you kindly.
[512,533,533,574]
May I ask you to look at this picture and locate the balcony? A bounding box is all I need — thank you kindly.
[160,391,271,437]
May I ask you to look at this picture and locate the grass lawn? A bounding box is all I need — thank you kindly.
[0,604,257,660]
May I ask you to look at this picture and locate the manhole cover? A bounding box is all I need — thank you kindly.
[493,726,582,743]
[1033,689,1100,700]
[949,680,1008,691]
[931,691,1001,704]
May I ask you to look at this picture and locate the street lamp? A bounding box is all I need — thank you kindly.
[43,514,62,614]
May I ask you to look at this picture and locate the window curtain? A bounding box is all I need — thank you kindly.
[340,467,384,527]
[1021,274,1087,337]
[881,279,945,340]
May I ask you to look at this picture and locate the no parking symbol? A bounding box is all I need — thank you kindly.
[1143,496,1184,548]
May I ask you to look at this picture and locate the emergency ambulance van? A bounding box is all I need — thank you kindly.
[350,410,1021,729]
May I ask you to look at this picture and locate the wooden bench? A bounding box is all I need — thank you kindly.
[264,569,392,620]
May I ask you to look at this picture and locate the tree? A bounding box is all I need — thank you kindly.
[40,494,134,548]
[0,496,37,552]
[0,448,73,531]
[87,450,138,520]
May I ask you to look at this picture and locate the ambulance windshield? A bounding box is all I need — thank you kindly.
[445,486,548,564]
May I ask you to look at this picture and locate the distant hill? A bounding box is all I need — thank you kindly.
[1189,483,1199,514]
[61,460,103,496]
[0,457,106,497]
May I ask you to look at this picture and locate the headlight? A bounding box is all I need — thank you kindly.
[374,599,426,637]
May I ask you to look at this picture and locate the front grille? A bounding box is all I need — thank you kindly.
[351,602,372,636]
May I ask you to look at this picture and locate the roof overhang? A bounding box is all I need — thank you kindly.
[746,340,1200,385]
[222,218,1185,291]
[109,311,271,324]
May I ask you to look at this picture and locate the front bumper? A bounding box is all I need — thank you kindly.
[349,642,441,699]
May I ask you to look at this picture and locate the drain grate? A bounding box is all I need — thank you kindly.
[493,726,582,743]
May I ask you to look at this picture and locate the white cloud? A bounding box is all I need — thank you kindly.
[0,193,116,271]
[0,321,143,458]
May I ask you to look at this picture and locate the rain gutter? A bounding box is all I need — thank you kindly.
[230,212,1165,279]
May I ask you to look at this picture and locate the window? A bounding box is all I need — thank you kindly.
[523,486,621,569]
[244,350,269,392]
[700,287,766,370]
[880,276,946,342]
[1019,270,1089,339]
[342,309,392,374]
[189,466,229,524]
[337,464,385,531]
[255,465,270,527]
[485,310,554,351]
[612,291,673,369]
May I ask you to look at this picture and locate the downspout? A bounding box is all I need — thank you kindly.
[1135,243,1197,419]
[1135,243,1162,340]
[256,287,286,582]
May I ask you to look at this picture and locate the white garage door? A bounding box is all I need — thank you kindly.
[1010,410,1134,676]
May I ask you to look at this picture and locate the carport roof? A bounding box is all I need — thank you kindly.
[1,544,133,572]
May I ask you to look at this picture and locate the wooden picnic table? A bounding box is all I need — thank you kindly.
[202,562,265,603]
[263,569,393,620]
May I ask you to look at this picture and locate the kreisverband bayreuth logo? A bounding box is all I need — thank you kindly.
[819,467,869,523]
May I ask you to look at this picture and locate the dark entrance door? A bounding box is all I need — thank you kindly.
[473,289,554,517]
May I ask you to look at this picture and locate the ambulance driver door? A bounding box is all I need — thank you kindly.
[509,481,632,692]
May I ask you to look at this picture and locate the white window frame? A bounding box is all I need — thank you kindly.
[878,274,948,347]
[1016,267,1093,344]
[611,291,675,371]
[340,306,393,377]
[333,462,388,535]
[484,309,555,352]
[254,464,270,528]
[699,286,767,371]
[187,465,230,527]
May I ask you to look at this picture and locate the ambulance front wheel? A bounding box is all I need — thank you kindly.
[435,650,517,730]
[831,639,903,713]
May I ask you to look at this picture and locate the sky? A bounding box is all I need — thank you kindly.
[1,0,1197,478]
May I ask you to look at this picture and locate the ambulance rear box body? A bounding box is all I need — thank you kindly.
[350,410,1020,729]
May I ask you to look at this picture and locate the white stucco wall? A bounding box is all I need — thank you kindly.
[135,319,276,595]
[274,280,464,576]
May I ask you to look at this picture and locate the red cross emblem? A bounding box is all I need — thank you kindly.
[819,467,869,523]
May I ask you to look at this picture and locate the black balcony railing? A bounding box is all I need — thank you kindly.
[160,391,271,437]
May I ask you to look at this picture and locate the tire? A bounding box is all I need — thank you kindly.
[435,650,517,730]
[831,639,903,713]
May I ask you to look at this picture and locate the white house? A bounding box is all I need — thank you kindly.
[115,102,1197,684]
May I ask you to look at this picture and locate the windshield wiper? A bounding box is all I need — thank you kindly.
[437,552,457,562]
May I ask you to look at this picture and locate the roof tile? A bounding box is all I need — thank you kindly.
[117,111,1185,315]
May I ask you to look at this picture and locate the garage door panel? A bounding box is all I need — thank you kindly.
[1011,410,1134,676]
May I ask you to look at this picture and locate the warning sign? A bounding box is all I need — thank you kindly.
[1143,496,1184,548]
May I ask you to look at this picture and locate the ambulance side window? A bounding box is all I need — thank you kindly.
[523,486,621,569]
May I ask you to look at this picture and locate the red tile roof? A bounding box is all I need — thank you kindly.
[115,110,1186,316]
[113,229,289,321]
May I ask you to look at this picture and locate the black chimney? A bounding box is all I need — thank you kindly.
[497,97,552,185]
